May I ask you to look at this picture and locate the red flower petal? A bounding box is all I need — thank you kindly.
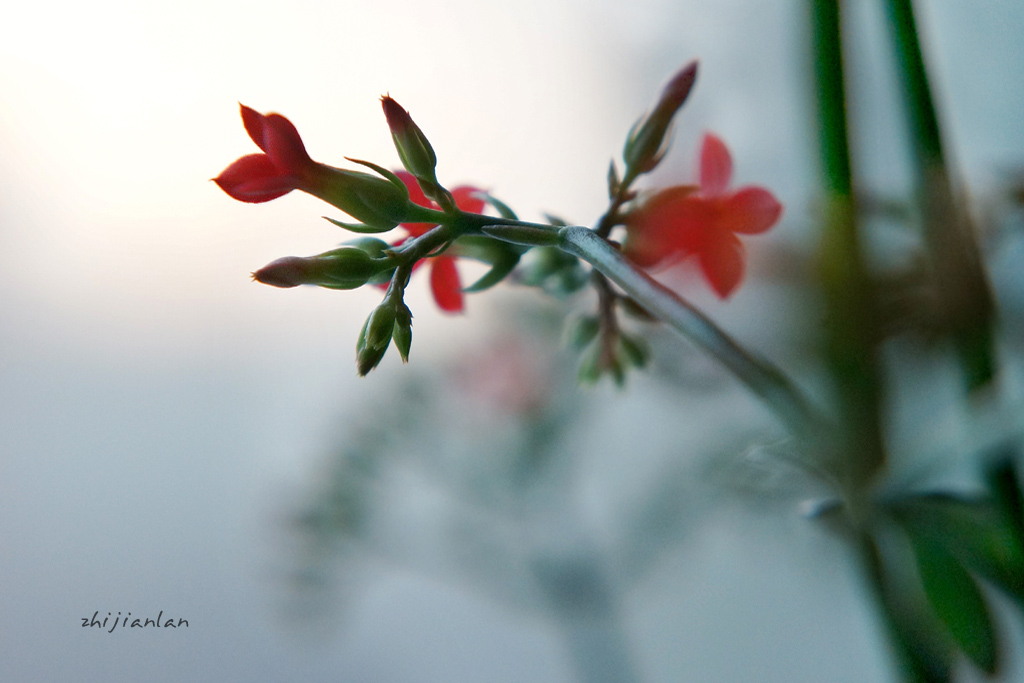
[239,104,311,176]
[430,256,464,312]
[622,186,700,267]
[396,170,430,206]
[240,104,268,152]
[697,231,745,298]
[699,133,733,197]
[262,114,312,176]
[213,154,298,203]
[395,170,437,236]
[451,186,486,214]
[720,186,783,235]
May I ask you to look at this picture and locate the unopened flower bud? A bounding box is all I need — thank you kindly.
[382,96,439,187]
[364,302,397,352]
[252,248,384,290]
[392,302,413,363]
[623,61,698,177]
[355,302,398,376]
[355,337,388,376]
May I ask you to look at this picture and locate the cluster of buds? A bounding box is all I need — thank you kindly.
[356,289,414,375]
[214,59,783,379]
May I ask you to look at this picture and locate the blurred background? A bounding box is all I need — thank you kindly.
[2,0,1023,681]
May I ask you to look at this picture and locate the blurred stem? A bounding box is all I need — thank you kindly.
[533,553,641,683]
[883,0,996,391]
[558,226,818,436]
[592,272,623,378]
[811,0,886,489]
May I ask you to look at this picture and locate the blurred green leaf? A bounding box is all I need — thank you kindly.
[607,160,621,199]
[475,191,519,220]
[888,494,1024,606]
[451,235,523,293]
[565,315,600,350]
[859,533,955,683]
[910,536,999,674]
[986,457,1024,554]
[618,333,650,369]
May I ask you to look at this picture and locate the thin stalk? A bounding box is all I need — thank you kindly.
[883,0,996,391]
[558,226,818,436]
[811,0,886,488]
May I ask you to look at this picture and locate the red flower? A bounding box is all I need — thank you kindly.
[394,171,485,313]
[214,105,315,202]
[215,105,413,229]
[623,133,782,298]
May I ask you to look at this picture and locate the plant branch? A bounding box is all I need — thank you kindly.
[557,225,818,436]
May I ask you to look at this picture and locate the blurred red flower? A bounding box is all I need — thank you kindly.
[623,133,782,298]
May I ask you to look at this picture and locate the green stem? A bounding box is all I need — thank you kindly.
[883,0,943,167]
[390,210,541,265]
[883,0,996,391]
[811,0,886,487]
[558,226,818,435]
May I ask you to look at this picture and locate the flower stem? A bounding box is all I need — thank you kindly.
[557,225,818,435]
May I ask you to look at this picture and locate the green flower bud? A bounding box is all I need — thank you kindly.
[623,61,698,177]
[355,303,397,376]
[356,340,388,377]
[364,303,397,352]
[252,248,384,290]
[392,302,413,363]
[381,95,438,186]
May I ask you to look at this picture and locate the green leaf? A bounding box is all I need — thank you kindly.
[475,192,518,220]
[911,536,999,674]
[565,315,600,350]
[449,235,522,293]
[608,160,621,199]
[618,333,650,369]
[463,256,520,292]
[888,494,1024,604]
[479,224,560,247]
[857,534,956,683]
[986,457,1024,556]
[344,156,409,193]
[323,216,396,234]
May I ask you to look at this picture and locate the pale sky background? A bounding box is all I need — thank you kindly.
[2,1,1023,682]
